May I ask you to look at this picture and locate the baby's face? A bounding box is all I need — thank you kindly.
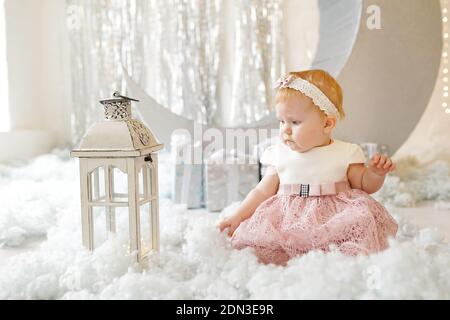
[275,93,330,153]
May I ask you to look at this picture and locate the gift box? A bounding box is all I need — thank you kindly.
[171,133,203,208]
[359,142,389,164]
[253,136,280,180]
[204,149,259,212]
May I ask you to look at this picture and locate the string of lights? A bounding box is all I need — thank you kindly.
[442,0,450,114]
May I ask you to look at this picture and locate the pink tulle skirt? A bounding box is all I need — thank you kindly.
[231,189,398,265]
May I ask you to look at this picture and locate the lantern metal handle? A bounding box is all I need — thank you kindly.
[113,91,139,102]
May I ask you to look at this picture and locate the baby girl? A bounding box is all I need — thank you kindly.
[218,70,398,265]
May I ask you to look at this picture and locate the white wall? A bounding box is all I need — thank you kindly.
[0,0,9,132]
[0,0,71,162]
[5,0,43,130]
[40,0,72,146]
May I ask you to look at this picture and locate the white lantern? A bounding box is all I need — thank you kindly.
[71,92,164,264]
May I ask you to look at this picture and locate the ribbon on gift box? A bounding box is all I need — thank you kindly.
[171,133,191,164]
[180,164,192,205]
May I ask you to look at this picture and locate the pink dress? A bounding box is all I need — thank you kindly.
[231,140,398,265]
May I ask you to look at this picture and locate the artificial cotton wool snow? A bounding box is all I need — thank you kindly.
[374,156,450,207]
[0,151,449,299]
[0,195,449,299]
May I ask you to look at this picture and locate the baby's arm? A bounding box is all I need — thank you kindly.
[217,169,279,237]
[347,153,396,194]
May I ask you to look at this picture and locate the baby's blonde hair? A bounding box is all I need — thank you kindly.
[273,69,345,119]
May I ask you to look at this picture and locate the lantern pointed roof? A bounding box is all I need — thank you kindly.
[71,92,164,158]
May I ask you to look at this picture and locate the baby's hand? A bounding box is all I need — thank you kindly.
[217,214,243,237]
[368,153,396,176]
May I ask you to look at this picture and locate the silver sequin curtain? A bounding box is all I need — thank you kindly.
[229,0,285,127]
[66,0,284,143]
[143,0,222,125]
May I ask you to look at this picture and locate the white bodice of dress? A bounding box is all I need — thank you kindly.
[260,139,366,185]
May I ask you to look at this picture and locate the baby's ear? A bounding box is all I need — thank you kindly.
[324,116,336,133]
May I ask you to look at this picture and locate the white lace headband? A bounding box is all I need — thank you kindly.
[274,75,340,120]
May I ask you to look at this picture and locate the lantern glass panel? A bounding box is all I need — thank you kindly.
[138,164,153,201]
[147,163,154,197]
[111,166,128,202]
[92,206,108,248]
[89,166,105,202]
[147,164,156,197]
[139,202,153,256]
[138,167,145,201]
[114,206,130,248]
